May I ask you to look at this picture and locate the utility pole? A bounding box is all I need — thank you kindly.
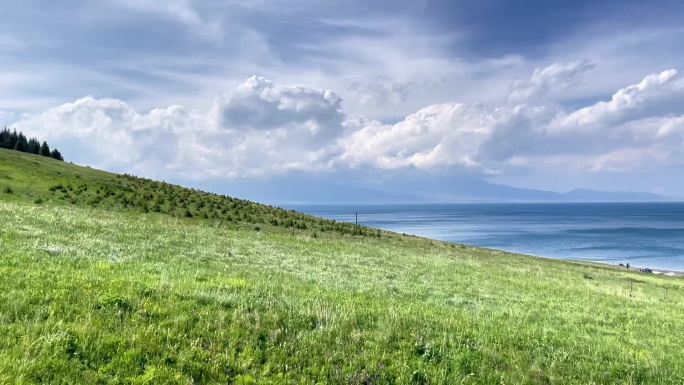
[355,212,358,226]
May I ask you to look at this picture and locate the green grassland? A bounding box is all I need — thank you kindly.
[1,148,684,384]
[0,149,380,238]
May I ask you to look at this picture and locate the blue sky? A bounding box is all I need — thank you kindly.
[2,1,684,201]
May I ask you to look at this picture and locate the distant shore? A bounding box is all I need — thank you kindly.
[610,264,684,277]
[568,258,684,277]
[471,244,684,277]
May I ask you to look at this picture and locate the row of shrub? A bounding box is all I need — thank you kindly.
[45,174,383,238]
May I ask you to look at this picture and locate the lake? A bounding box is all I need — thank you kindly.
[287,203,684,271]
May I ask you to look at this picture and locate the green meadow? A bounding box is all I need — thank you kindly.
[1,148,683,384]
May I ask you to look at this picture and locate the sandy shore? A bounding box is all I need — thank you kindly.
[634,267,684,277]
[581,260,684,277]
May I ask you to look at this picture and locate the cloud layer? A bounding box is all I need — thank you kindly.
[13,65,684,181]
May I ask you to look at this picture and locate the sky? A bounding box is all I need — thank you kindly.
[2,0,684,202]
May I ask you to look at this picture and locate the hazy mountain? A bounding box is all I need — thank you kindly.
[558,189,669,202]
[188,172,675,204]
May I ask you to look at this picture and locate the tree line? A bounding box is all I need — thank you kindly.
[0,128,63,161]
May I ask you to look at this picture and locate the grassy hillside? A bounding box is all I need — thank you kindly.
[0,149,380,238]
[1,149,684,384]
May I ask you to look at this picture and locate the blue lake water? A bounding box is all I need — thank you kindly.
[287,203,684,271]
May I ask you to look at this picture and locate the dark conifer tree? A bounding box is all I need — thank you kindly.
[27,138,41,154]
[50,148,64,161]
[39,141,51,157]
[10,130,18,149]
[0,128,11,148]
[13,133,28,152]
[0,129,18,150]
[8,130,19,150]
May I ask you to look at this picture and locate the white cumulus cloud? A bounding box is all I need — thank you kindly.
[15,77,347,178]
[555,69,679,128]
[11,66,684,180]
[338,103,547,172]
[14,97,195,172]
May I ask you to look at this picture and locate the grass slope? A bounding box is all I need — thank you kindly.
[0,149,380,238]
[1,149,684,384]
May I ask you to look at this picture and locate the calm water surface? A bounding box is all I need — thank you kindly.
[287,203,684,271]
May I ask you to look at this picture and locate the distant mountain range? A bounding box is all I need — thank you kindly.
[401,179,672,203]
[195,173,675,204]
[555,188,668,202]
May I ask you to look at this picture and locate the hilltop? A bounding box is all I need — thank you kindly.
[1,149,683,384]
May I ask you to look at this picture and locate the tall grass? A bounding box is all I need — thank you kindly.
[1,148,684,384]
[1,201,683,384]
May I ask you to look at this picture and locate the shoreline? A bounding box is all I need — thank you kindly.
[534,254,684,277]
[519,250,684,276]
[584,260,684,277]
[453,244,684,277]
